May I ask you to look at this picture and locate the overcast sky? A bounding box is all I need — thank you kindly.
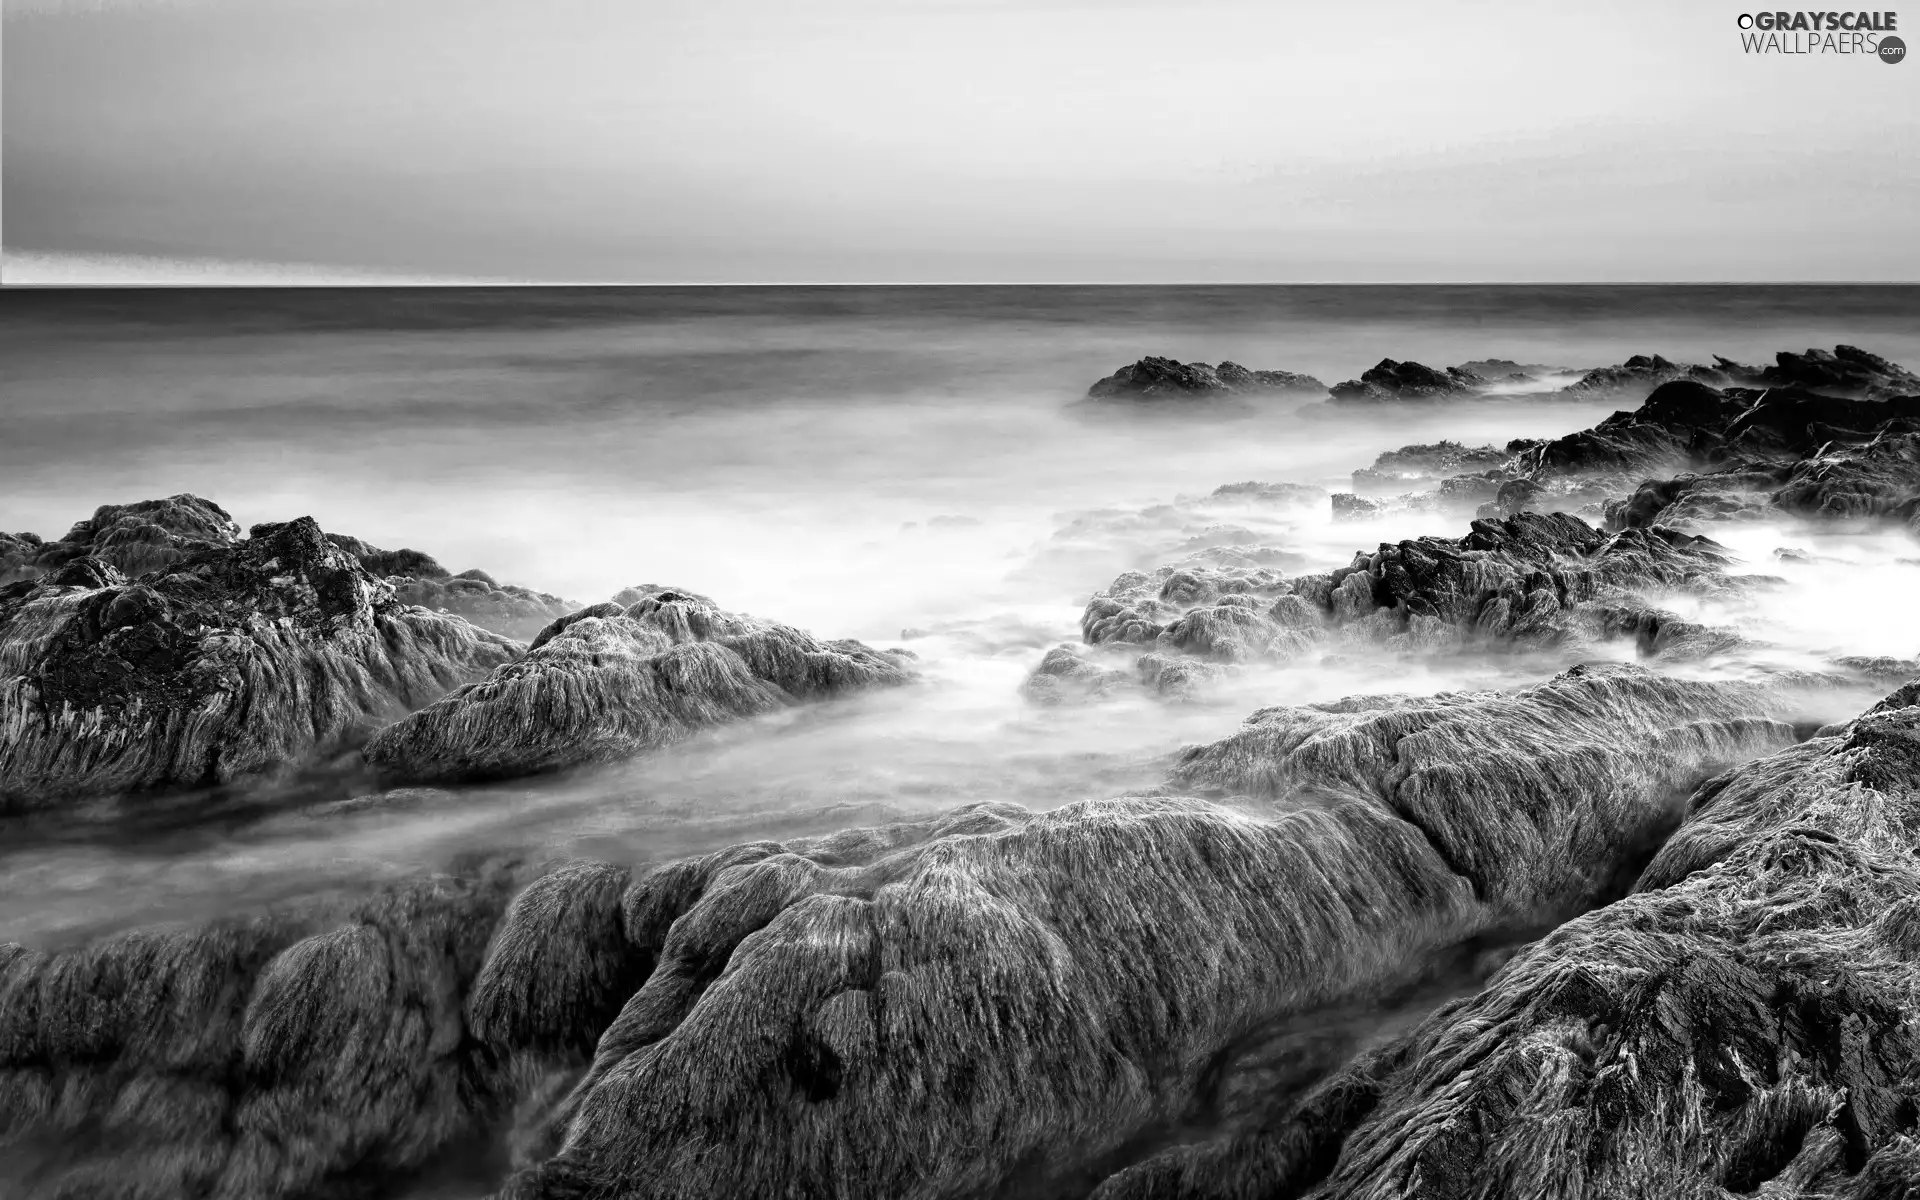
[4,0,1916,283]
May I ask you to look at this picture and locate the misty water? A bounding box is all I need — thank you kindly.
[4,284,1920,951]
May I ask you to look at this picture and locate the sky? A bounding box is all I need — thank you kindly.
[3,0,1917,283]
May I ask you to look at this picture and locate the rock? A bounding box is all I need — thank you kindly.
[484,665,1798,1200]
[0,515,519,810]
[325,533,580,641]
[1021,645,1131,705]
[1094,676,1920,1200]
[3,495,241,583]
[1351,441,1510,494]
[361,591,915,785]
[1204,481,1329,508]
[1078,563,1298,656]
[1330,359,1481,403]
[1085,357,1327,402]
[0,858,527,1200]
[1754,343,1920,399]
[1560,353,1742,401]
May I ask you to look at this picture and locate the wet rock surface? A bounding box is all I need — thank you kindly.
[1094,677,1920,1200]
[0,666,1800,1200]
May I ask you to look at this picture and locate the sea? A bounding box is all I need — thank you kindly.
[4,283,1919,948]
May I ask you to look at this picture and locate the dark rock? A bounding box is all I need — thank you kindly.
[2,495,241,584]
[0,514,519,809]
[1085,357,1326,402]
[361,591,915,785]
[1755,343,1920,399]
[1330,359,1481,403]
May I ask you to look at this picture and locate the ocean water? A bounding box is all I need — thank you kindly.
[3,283,1920,945]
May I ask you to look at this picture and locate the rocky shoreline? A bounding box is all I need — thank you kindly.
[5,342,1920,1198]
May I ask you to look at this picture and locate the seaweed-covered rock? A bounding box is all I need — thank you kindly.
[1086,356,1327,402]
[1330,359,1480,403]
[490,666,1798,1200]
[0,859,526,1200]
[1095,675,1920,1200]
[0,516,519,809]
[361,591,915,784]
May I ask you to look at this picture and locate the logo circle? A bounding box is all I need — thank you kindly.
[1737,13,1754,28]
[1881,35,1907,63]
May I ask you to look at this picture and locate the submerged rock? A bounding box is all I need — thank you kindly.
[1351,441,1509,494]
[0,516,518,810]
[1085,356,1327,402]
[361,590,915,784]
[1096,675,1920,1200]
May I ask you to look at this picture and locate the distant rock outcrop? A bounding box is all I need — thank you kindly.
[361,590,915,785]
[0,514,519,810]
[1085,356,1327,402]
[1330,358,1481,403]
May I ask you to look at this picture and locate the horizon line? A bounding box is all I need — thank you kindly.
[5,279,1920,291]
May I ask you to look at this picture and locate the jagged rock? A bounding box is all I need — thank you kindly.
[1330,359,1481,403]
[483,665,1798,1200]
[1094,676,1920,1200]
[1754,343,1920,399]
[0,516,519,810]
[1079,563,1301,660]
[361,591,914,784]
[1305,511,1736,657]
[1609,423,1920,533]
[2,495,242,584]
[1085,357,1326,402]
[1560,353,1743,400]
[1351,442,1510,494]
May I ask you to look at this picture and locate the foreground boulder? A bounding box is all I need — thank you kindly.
[0,667,1803,1200]
[1094,676,1920,1200]
[493,666,1796,1199]
[361,590,915,784]
[1085,357,1327,402]
[0,516,519,810]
